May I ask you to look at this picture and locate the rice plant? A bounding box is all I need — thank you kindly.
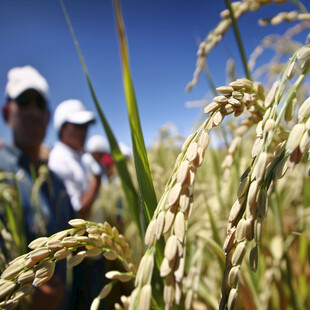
[0,0,309,309]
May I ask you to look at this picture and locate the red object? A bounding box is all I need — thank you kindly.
[101,153,114,168]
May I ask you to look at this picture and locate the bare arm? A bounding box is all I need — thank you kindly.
[77,174,101,219]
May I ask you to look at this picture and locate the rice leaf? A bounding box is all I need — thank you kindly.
[114,0,157,227]
[60,0,143,237]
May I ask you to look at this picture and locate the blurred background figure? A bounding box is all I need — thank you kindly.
[0,65,74,310]
[48,99,99,220]
[82,134,109,185]
[48,99,107,310]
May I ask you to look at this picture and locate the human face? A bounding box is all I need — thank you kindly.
[3,89,50,149]
[61,123,89,152]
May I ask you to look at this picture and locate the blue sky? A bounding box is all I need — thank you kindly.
[0,0,307,150]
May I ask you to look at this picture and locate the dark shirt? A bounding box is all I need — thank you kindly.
[0,144,75,245]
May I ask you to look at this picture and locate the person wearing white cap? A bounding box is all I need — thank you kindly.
[49,108,109,309]
[48,99,99,219]
[0,65,75,310]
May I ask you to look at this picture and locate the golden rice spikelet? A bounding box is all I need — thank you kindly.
[160,257,172,278]
[174,212,185,242]
[237,176,249,198]
[186,142,199,162]
[227,288,238,310]
[299,130,310,153]
[175,281,182,305]
[176,161,190,184]
[99,283,113,299]
[34,261,55,279]
[223,228,236,253]
[17,269,35,285]
[0,281,16,300]
[155,211,165,240]
[251,138,263,158]
[11,284,33,302]
[235,219,246,242]
[86,248,102,258]
[246,180,258,218]
[228,200,243,226]
[33,262,55,287]
[29,248,51,262]
[216,85,234,94]
[252,152,268,182]
[286,123,306,154]
[68,218,86,227]
[28,237,49,250]
[264,119,276,133]
[106,271,132,283]
[214,95,228,104]
[67,252,86,268]
[254,219,262,245]
[174,257,185,282]
[164,235,178,262]
[250,246,258,272]
[198,131,210,150]
[54,248,71,260]
[228,266,240,288]
[163,205,177,234]
[168,183,183,207]
[135,253,154,286]
[264,81,279,108]
[298,97,310,123]
[61,237,78,248]
[204,101,219,114]
[1,263,24,280]
[231,241,246,266]
[103,251,117,261]
[144,219,156,247]
[72,228,86,237]
[213,111,224,126]
[163,274,176,307]
[296,46,310,60]
[47,239,63,252]
[138,284,152,310]
[51,230,68,241]
[286,61,296,80]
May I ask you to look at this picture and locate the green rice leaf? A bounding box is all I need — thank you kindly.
[60,0,143,237]
[114,0,157,228]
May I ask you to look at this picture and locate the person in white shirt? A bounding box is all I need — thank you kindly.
[48,99,100,219]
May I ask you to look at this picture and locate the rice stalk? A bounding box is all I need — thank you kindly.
[219,44,310,310]
[186,0,310,93]
[0,219,136,308]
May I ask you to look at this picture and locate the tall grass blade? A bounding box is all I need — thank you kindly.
[60,0,143,237]
[224,0,252,80]
[113,0,157,226]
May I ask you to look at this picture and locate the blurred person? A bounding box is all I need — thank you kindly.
[48,100,106,310]
[0,65,75,310]
[48,99,100,220]
[82,134,108,185]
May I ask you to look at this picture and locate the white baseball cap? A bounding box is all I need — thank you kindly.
[54,99,95,132]
[5,65,49,101]
[86,135,108,153]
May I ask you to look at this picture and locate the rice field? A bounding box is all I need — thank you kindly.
[0,0,310,309]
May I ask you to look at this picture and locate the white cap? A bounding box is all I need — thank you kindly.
[5,66,49,100]
[54,99,95,132]
[119,142,132,158]
[86,135,108,153]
